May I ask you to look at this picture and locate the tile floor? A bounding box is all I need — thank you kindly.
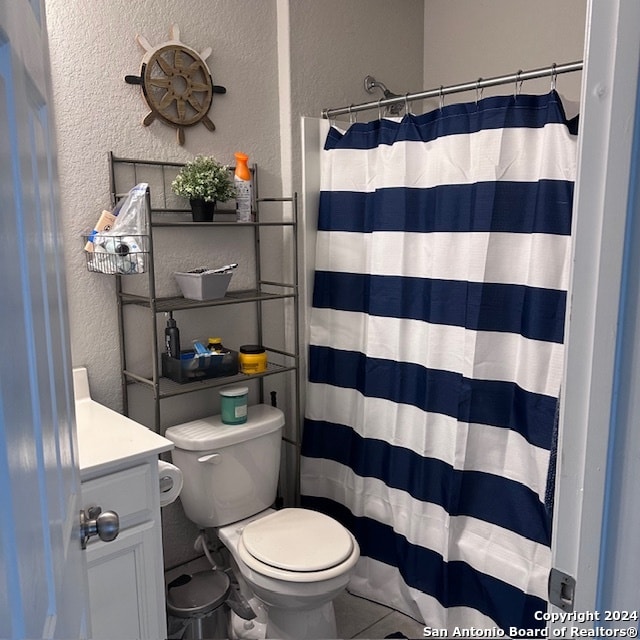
[166,557,426,639]
[334,590,425,639]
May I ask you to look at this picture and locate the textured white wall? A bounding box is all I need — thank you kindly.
[288,0,425,187]
[46,0,283,570]
[45,0,425,569]
[46,0,281,413]
[46,0,425,411]
[422,0,587,115]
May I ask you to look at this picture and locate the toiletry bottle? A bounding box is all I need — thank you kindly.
[234,152,252,223]
[165,313,181,359]
[207,337,229,354]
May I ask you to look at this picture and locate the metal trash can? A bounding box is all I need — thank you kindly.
[166,570,231,639]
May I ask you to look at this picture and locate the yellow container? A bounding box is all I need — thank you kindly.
[239,345,267,374]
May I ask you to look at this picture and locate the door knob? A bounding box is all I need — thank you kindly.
[80,506,120,549]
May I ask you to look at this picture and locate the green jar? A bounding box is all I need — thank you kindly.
[219,386,248,425]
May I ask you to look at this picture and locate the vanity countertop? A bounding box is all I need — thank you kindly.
[72,366,173,480]
[75,398,173,480]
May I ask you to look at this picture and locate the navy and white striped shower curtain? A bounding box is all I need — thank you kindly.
[300,91,577,631]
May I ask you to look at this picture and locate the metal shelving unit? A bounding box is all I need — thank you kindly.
[108,154,301,464]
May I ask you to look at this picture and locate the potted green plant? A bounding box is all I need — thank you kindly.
[171,155,235,222]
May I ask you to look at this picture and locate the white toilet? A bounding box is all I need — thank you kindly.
[164,404,360,640]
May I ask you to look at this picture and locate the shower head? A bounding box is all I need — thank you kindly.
[364,75,404,116]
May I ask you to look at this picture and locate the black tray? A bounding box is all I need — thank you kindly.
[162,350,239,384]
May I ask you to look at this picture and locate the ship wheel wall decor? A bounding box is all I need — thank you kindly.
[125,24,226,145]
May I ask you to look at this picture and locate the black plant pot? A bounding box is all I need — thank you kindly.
[190,199,216,222]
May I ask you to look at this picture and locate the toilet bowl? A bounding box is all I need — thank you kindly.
[164,405,360,640]
[219,508,359,639]
[220,508,359,638]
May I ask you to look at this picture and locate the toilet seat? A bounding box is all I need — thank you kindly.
[243,508,354,571]
[235,508,359,583]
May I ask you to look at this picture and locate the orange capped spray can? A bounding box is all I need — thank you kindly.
[234,152,252,222]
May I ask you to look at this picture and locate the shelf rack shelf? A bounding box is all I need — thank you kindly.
[122,361,297,399]
[119,288,296,312]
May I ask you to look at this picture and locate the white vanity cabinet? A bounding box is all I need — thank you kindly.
[81,460,167,640]
[74,367,173,640]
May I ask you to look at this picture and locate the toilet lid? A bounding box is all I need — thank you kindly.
[241,508,354,572]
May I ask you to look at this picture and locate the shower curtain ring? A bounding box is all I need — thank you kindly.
[404,93,411,115]
[378,98,383,120]
[348,104,357,124]
[514,70,523,100]
[439,86,445,110]
[550,63,558,91]
[475,78,483,106]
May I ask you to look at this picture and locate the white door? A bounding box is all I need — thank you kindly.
[0,1,90,638]
[551,0,640,622]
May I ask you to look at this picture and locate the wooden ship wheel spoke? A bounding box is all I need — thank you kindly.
[124,24,226,145]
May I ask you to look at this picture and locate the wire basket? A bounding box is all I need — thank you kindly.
[83,234,149,275]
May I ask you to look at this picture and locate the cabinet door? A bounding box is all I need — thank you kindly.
[82,463,166,640]
[86,523,166,640]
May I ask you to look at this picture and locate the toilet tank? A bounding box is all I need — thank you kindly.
[164,404,284,528]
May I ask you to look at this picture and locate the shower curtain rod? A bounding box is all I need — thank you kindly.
[321,60,583,119]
